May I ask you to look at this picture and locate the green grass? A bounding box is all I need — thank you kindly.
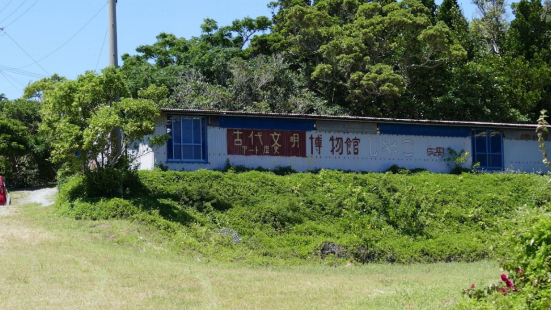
[0,192,502,310]
[58,170,551,265]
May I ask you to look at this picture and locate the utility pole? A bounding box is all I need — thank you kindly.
[108,0,123,195]
[108,0,118,68]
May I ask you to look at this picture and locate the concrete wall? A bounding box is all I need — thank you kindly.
[135,115,551,173]
[140,116,472,173]
[503,129,550,172]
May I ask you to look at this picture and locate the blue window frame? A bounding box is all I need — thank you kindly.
[472,129,503,170]
[167,116,207,162]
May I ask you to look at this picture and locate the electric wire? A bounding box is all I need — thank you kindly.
[0,67,44,79]
[18,2,107,69]
[2,0,40,29]
[0,0,28,25]
[0,71,20,90]
[0,64,46,78]
[1,70,26,86]
[0,0,16,16]
[2,30,50,76]
[0,70,20,90]
[95,28,108,71]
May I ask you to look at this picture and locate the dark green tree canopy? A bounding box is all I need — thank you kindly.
[0,98,56,186]
[505,0,551,62]
[115,0,551,123]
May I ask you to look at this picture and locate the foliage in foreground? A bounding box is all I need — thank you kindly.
[38,68,168,195]
[452,108,551,310]
[456,215,551,309]
[57,169,551,266]
[40,68,153,174]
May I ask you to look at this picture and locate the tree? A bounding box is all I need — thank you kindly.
[471,0,509,55]
[0,97,56,186]
[431,55,549,122]
[170,54,330,114]
[116,0,550,123]
[40,67,165,196]
[436,0,468,31]
[200,16,272,50]
[120,16,272,98]
[23,74,66,101]
[306,0,466,116]
[436,0,471,56]
[505,0,551,62]
[0,118,27,184]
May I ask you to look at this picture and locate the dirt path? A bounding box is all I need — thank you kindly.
[0,187,56,217]
[0,187,57,247]
[13,187,57,207]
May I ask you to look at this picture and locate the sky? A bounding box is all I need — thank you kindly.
[0,0,480,100]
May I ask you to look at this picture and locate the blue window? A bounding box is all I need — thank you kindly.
[472,129,503,170]
[167,116,207,162]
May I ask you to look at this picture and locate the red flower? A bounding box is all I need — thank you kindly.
[500,274,515,289]
[471,284,475,289]
[518,269,525,276]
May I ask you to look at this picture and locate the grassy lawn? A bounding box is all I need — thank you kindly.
[0,190,501,310]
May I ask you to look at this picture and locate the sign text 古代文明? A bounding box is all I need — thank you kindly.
[227,129,306,157]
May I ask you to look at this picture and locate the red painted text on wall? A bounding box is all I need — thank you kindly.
[227,129,306,157]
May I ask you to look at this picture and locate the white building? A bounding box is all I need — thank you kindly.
[134,109,550,174]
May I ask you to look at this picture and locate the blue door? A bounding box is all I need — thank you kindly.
[472,129,503,170]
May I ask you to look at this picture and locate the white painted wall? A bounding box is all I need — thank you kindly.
[143,115,551,173]
[134,116,170,170]
[151,122,472,173]
[503,139,550,173]
[130,142,155,170]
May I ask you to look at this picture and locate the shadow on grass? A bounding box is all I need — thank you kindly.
[128,196,198,227]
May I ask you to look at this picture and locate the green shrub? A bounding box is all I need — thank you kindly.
[222,159,297,175]
[57,174,86,203]
[457,212,551,309]
[57,169,551,265]
[58,198,139,220]
[505,215,551,308]
[57,168,142,201]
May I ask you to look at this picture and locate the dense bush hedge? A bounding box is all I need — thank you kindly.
[57,169,551,265]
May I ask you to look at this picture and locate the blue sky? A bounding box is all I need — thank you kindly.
[0,0,479,100]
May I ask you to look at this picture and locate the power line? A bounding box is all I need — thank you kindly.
[0,0,28,25]
[0,0,16,16]
[18,2,107,69]
[2,0,40,29]
[2,30,49,76]
[0,70,20,90]
[95,28,108,71]
[0,64,46,78]
[0,67,44,79]
[0,70,26,87]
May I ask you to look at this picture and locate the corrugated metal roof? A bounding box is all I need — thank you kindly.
[161,108,544,130]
